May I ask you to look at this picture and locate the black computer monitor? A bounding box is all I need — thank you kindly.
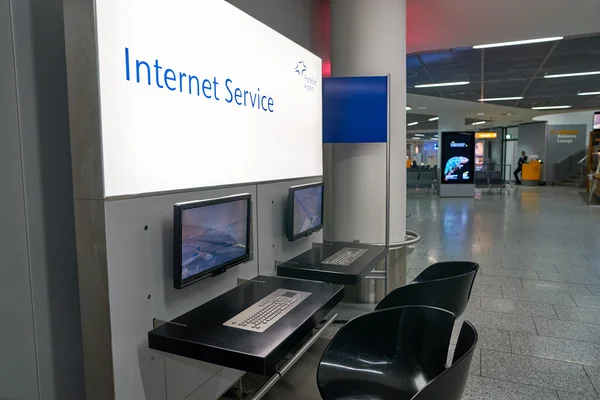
[286,182,324,242]
[173,194,252,289]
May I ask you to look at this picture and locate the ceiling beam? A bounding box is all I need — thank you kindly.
[416,55,445,98]
[514,41,560,107]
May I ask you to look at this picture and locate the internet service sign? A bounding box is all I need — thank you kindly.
[96,0,323,197]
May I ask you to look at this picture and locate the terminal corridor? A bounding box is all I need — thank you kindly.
[407,187,600,399]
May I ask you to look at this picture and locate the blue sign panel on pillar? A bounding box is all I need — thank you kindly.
[323,76,388,143]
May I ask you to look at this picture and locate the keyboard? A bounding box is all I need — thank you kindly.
[223,289,311,333]
[321,247,367,266]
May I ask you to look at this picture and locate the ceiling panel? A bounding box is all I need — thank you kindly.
[407,32,600,111]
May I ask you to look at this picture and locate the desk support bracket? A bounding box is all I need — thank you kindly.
[249,313,338,400]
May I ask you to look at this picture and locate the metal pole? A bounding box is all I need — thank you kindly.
[385,74,391,294]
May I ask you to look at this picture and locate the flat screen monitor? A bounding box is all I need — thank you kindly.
[441,131,475,184]
[173,194,251,289]
[594,112,600,130]
[286,182,324,241]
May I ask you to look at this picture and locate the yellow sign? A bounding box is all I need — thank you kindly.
[550,129,578,135]
[475,132,497,139]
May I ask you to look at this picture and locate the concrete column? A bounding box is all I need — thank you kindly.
[328,0,406,244]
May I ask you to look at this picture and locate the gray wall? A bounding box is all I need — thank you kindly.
[226,0,316,53]
[518,122,547,159]
[545,124,587,183]
[0,0,85,398]
[61,1,321,399]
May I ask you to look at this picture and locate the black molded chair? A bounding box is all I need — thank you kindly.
[376,261,479,318]
[317,305,478,400]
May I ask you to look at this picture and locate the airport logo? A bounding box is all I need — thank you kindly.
[294,60,317,92]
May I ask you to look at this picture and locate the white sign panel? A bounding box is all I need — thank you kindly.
[95,0,322,197]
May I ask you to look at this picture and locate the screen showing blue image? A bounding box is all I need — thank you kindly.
[293,185,323,236]
[180,199,249,281]
[441,132,475,184]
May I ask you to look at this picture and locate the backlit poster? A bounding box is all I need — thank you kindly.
[441,132,475,184]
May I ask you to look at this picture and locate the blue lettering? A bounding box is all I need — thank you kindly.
[136,60,151,85]
[125,47,130,81]
[189,75,200,96]
[261,95,267,111]
[124,48,276,111]
[225,79,234,103]
[164,69,176,91]
[179,72,186,92]
[213,77,220,101]
[154,60,163,88]
[202,79,212,99]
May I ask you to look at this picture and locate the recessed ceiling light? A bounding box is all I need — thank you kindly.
[430,138,437,141]
[407,122,419,126]
[429,117,439,121]
[412,137,421,140]
[418,107,427,110]
[406,106,412,110]
[472,121,487,125]
[578,92,600,96]
[544,71,600,79]
[477,113,485,116]
[414,134,425,137]
[414,81,470,88]
[502,112,515,116]
[531,105,572,110]
[473,36,563,49]
[478,96,524,101]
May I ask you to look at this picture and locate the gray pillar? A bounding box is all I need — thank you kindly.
[328,0,407,244]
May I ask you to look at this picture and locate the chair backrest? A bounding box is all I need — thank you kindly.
[376,261,479,318]
[412,321,478,400]
[474,171,488,185]
[489,170,503,184]
[317,306,456,400]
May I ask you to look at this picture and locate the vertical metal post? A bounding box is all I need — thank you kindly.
[385,74,391,294]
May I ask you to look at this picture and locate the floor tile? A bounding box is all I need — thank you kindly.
[534,317,600,345]
[501,260,558,272]
[462,375,559,400]
[587,285,600,296]
[538,272,600,286]
[510,332,600,366]
[471,285,503,299]
[481,297,557,318]
[503,287,577,306]
[463,310,536,334]
[573,295,600,310]
[522,279,593,296]
[558,391,600,399]
[480,266,539,280]
[584,366,600,395]
[475,275,523,289]
[481,350,596,395]
[554,305,600,325]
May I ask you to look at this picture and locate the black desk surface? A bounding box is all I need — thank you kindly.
[276,242,388,285]
[148,275,344,375]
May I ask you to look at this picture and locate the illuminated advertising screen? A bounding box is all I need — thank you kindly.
[441,132,475,184]
[594,112,600,130]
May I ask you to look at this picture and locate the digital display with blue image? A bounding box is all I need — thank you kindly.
[180,198,249,282]
[441,132,475,184]
[293,185,323,236]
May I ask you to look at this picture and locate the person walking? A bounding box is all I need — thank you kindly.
[514,151,528,185]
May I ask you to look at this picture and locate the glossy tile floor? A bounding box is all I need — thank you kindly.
[407,186,600,399]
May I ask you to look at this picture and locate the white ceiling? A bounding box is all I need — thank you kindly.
[407,0,600,53]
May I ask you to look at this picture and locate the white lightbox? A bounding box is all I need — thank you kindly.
[95,0,323,197]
